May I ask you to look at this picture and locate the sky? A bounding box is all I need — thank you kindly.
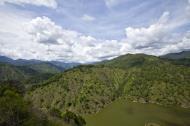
[0,0,190,63]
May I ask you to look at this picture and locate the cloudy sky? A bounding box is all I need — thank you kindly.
[0,0,190,63]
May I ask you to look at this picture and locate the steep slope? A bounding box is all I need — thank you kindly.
[26,54,190,116]
[0,84,64,126]
[0,62,58,85]
[27,66,126,114]
[0,62,26,82]
[99,54,190,106]
[25,63,61,74]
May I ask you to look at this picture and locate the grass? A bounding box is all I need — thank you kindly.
[85,98,190,126]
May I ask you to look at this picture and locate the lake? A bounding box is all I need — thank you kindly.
[85,99,190,126]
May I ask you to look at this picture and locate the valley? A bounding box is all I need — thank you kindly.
[1,1,190,125]
[85,99,190,126]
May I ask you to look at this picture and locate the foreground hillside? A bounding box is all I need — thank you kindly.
[26,54,190,117]
[0,84,64,126]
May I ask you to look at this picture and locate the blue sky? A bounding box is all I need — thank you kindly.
[0,0,190,63]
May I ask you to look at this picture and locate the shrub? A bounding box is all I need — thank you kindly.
[62,110,86,126]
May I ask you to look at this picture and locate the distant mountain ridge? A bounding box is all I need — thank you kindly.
[0,56,80,86]
[160,51,190,66]
[0,62,54,85]
[161,51,190,59]
[0,55,80,70]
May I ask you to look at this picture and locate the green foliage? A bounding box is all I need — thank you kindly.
[26,67,126,114]
[0,85,62,126]
[26,54,190,116]
[164,58,190,67]
[62,110,86,126]
[0,62,26,82]
[26,63,61,74]
[123,62,190,107]
[0,62,60,86]
[49,108,62,118]
[99,54,160,69]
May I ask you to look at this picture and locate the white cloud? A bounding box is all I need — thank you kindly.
[125,12,171,49]
[81,14,95,22]
[1,12,190,63]
[104,0,125,8]
[121,10,190,56]
[0,0,57,9]
[0,2,190,63]
[25,16,79,45]
[0,8,34,58]
[23,16,121,63]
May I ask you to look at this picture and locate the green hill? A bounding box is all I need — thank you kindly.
[0,62,61,85]
[99,54,161,69]
[24,63,61,74]
[26,54,190,117]
[0,62,27,82]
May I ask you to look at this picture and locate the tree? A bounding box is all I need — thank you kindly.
[62,110,86,126]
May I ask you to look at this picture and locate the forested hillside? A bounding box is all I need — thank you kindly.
[0,62,59,85]
[26,54,190,117]
[0,84,63,126]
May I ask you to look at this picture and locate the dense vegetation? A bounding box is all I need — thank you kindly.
[1,52,190,126]
[62,110,86,126]
[26,54,190,116]
[26,66,126,114]
[0,62,60,85]
[0,84,62,126]
[102,54,190,107]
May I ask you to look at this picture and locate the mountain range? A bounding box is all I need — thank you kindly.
[24,51,190,116]
[0,51,190,126]
[0,56,79,87]
[161,50,190,59]
[0,55,79,70]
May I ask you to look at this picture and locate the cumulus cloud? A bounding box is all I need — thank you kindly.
[1,11,190,63]
[121,10,190,56]
[25,16,79,45]
[81,14,95,22]
[125,12,171,49]
[0,0,57,9]
[0,1,190,63]
[23,16,121,63]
